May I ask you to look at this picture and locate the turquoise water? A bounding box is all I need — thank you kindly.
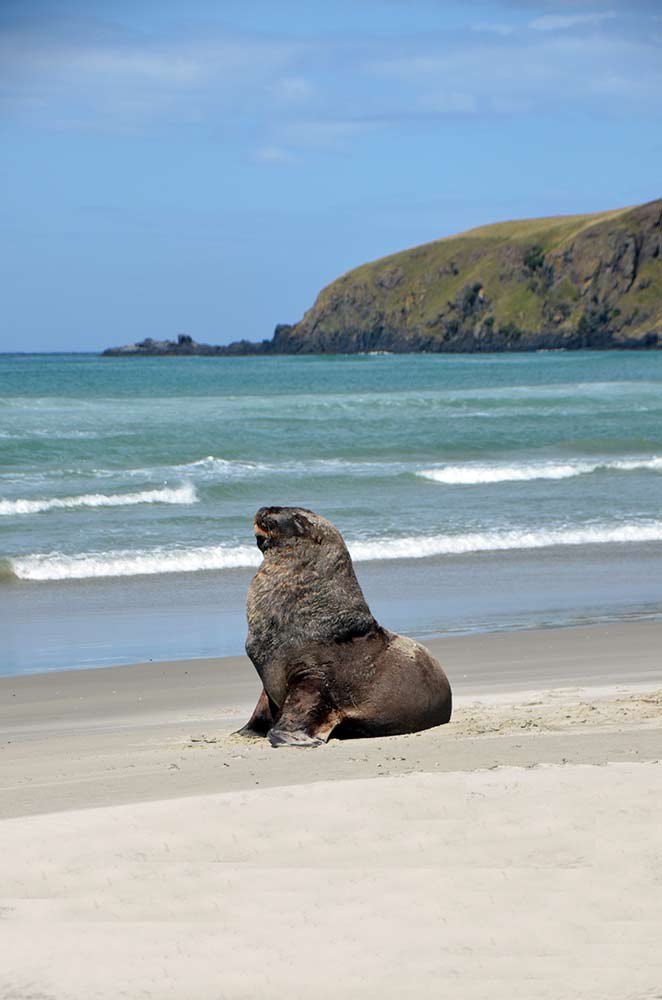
[2,351,662,674]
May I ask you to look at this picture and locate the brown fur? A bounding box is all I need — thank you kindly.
[237,506,452,747]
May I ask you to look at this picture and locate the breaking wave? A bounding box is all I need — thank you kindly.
[0,483,197,516]
[418,456,662,485]
[348,522,662,560]
[137,455,407,481]
[7,520,662,581]
[170,456,260,478]
[10,544,261,580]
[64,455,412,486]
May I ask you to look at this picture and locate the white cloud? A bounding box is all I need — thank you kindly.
[70,48,207,84]
[273,76,315,103]
[418,92,478,114]
[530,12,617,32]
[2,9,659,149]
[471,22,515,37]
[589,71,660,98]
[362,28,662,133]
[255,145,295,163]
[283,119,378,150]
[373,55,447,77]
[490,95,533,114]
[0,22,303,128]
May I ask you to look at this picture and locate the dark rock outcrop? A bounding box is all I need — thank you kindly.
[103,333,278,357]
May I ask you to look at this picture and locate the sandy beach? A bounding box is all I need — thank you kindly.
[1,621,661,999]
[5,2,662,995]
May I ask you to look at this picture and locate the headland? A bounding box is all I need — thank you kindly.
[104,199,662,356]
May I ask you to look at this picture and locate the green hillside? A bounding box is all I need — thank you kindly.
[268,199,662,353]
[104,199,662,356]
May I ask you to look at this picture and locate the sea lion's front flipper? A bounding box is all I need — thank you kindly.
[235,687,275,738]
[268,681,340,748]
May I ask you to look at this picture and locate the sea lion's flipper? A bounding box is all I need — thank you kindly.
[268,682,339,748]
[235,687,275,738]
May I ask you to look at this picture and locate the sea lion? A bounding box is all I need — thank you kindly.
[237,506,452,747]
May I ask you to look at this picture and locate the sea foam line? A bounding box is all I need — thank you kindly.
[8,520,662,581]
[0,483,197,516]
[73,456,408,483]
[349,522,662,560]
[418,456,662,485]
[10,544,261,580]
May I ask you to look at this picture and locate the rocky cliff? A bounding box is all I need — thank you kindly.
[104,199,662,356]
[269,198,662,353]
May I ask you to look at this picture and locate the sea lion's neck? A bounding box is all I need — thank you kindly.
[246,543,375,664]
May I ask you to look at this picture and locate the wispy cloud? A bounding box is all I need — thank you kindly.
[418,91,478,114]
[281,118,379,150]
[366,22,662,121]
[254,144,296,163]
[0,17,303,128]
[530,11,617,32]
[273,76,315,104]
[1,5,660,155]
[471,22,515,37]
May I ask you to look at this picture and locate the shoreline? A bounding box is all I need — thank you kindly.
[2,620,660,820]
[6,541,662,676]
[4,617,661,689]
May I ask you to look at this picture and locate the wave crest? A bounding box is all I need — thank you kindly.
[11,544,261,581]
[349,522,662,561]
[8,520,662,581]
[0,483,197,516]
[418,456,662,486]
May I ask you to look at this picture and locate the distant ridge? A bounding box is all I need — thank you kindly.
[103,199,662,356]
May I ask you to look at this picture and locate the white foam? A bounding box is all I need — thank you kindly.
[122,456,408,482]
[10,520,662,581]
[12,544,261,581]
[173,456,259,477]
[348,522,662,561]
[0,483,197,516]
[418,457,662,485]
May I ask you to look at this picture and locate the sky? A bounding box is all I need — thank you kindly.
[1,0,661,352]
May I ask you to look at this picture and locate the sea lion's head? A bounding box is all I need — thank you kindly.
[248,506,375,650]
[253,506,341,555]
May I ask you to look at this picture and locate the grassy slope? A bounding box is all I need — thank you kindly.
[307,202,661,342]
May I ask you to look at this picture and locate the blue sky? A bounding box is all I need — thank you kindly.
[1,0,660,351]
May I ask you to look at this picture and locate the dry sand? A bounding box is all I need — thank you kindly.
[1,621,661,999]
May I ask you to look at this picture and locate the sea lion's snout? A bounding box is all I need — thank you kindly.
[253,515,273,552]
[254,507,291,551]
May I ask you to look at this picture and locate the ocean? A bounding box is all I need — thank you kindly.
[1,351,661,676]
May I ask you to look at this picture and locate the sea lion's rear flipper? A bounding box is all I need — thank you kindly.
[235,687,275,738]
[268,681,340,748]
